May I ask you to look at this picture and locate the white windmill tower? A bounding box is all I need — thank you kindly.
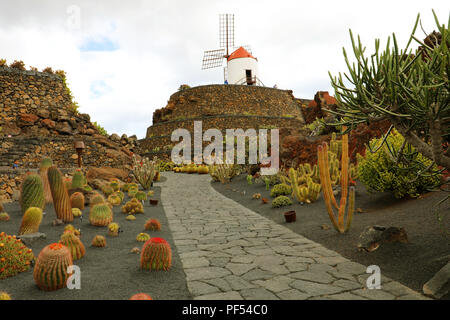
[202,14,263,86]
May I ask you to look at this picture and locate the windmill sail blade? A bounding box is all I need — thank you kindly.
[202,49,225,70]
[220,14,234,50]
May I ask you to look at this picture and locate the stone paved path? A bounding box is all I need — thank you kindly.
[160,173,430,300]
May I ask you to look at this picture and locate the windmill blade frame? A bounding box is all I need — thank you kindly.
[202,49,226,70]
[219,14,234,54]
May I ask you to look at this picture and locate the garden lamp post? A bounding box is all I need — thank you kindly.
[74,141,85,168]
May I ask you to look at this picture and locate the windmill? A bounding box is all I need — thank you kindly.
[202,14,262,86]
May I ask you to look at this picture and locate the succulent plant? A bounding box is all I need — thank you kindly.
[247,175,253,185]
[135,191,147,201]
[33,243,73,291]
[110,180,120,192]
[107,194,122,206]
[48,166,73,223]
[0,212,10,221]
[0,232,34,279]
[270,184,292,198]
[102,185,114,197]
[126,215,136,221]
[91,235,106,247]
[147,190,154,197]
[131,155,158,190]
[71,170,85,190]
[136,233,150,242]
[72,208,82,217]
[90,193,105,207]
[122,183,130,192]
[0,292,11,300]
[129,293,152,300]
[18,207,43,235]
[64,224,81,237]
[116,191,125,202]
[83,185,93,192]
[252,193,261,199]
[122,198,144,214]
[144,218,161,231]
[197,165,209,174]
[20,173,45,215]
[108,222,120,236]
[89,203,113,227]
[70,192,85,211]
[39,157,53,204]
[271,195,293,208]
[59,231,85,260]
[140,237,171,271]
[128,189,138,198]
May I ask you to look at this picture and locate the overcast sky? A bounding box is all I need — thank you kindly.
[0,1,448,139]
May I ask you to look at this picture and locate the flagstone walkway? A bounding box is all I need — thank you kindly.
[160,173,430,300]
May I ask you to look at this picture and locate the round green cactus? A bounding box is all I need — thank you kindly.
[19,207,43,235]
[90,193,105,207]
[270,183,292,198]
[135,191,147,201]
[59,231,85,260]
[271,195,293,208]
[20,174,45,215]
[89,204,113,227]
[71,170,85,190]
[136,233,150,242]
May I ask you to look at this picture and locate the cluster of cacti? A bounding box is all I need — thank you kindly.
[144,218,161,231]
[20,173,45,215]
[197,165,209,174]
[107,194,122,206]
[140,237,172,271]
[0,232,34,279]
[70,192,85,210]
[281,168,321,204]
[129,293,153,300]
[131,155,158,190]
[48,166,73,223]
[270,183,292,198]
[102,185,114,197]
[126,215,136,221]
[89,203,113,226]
[173,164,209,174]
[136,233,150,242]
[64,224,81,237]
[91,235,106,247]
[0,292,11,300]
[122,198,144,215]
[317,129,355,233]
[0,212,10,221]
[71,170,85,190]
[38,157,53,204]
[110,180,120,192]
[135,191,147,201]
[208,164,240,183]
[59,231,85,260]
[33,243,73,291]
[90,193,105,207]
[108,222,120,236]
[18,207,43,235]
[272,195,293,208]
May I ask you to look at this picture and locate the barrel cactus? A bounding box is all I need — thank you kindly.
[39,157,53,204]
[110,180,120,192]
[136,233,150,242]
[91,235,106,247]
[72,208,82,217]
[0,232,34,279]
[89,203,113,227]
[48,166,73,222]
[129,293,152,300]
[144,218,161,231]
[0,292,11,300]
[135,191,147,201]
[102,185,114,197]
[59,231,85,260]
[107,194,122,206]
[18,207,43,235]
[20,173,45,215]
[64,224,81,238]
[0,212,10,221]
[71,170,85,190]
[90,193,105,207]
[126,215,136,221]
[108,222,120,236]
[116,191,125,202]
[70,192,85,211]
[122,198,144,214]
[140,237,172,271]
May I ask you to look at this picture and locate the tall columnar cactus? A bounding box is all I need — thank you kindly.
[89,203,113,226]
[0,232,34,279]
[39,157,53,204]
[70,192,85,211]
[140,237,172,271]
[20,174,45,215]
[281,168,321,204]
[317,130,355,233]
[18,207,43,235]
[71,170,85,190]
[48,166,73,223]
[33,243,73,291]
[59,231,85,260]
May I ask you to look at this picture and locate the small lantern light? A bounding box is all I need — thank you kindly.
[74,141,85,168]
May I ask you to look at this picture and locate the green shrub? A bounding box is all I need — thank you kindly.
[93,121,108,136]
[357,129,441,199]
[272,195,293,208]
[270,183,292,198]
[10,60,25,70]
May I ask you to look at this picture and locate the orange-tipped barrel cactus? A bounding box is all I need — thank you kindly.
[90,193,105,207]
[33,243,73,291]
[91,235,106,247]
[20,173,45,215]
[18,207,43,235]
[129,293,153,300]
[0,232,34,279]
[70,192,85,211]
[144,218,161,231]
[140,237,172,271]
[39,157,53,204]
[59,231,85,260]
[48,166,73,223]
[89,203,113,226]
[64,224,81,238]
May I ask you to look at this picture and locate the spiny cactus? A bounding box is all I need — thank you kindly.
[122,198,144,214]
[102,185,114,197]
[129,293,152,300]
[131,155,158,190]
[39,157,53,204]
[136,233,150,242]
[0,291,11,300]
[90,193,105,207]
[64,224,81,238]
[91,235,106,247]
[0,232,34,279]
[147,190,154,197]
[116,191,125,202]
[59,231,85,260]
[48,166,73,223]
[71,170,85,190]
[135,191,147,201]
[197,165,209,174]
[270,183,292,198]
[0,212,10,221]
[70,192,85,211]
[122,183,130,192]
[108,222,120,236]
[20,173,45,215]
[128,189,138,198]
[144,218,161,231]
[140,237,172,271]
[33,243,73,291]
[282,168,321,204]
[89,203,113,227]
[271,195,293,208]
[110,180,120,192]
[208,164,239,183]
[18,207,43,235]
[72,208,82,217]
[126,215,136,221]
[107,194,122,206]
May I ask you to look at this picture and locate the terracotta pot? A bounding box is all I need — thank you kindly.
[149,199,158,206]
[284,210,296,223]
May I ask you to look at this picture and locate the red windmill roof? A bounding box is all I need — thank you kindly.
[227,47,257,62]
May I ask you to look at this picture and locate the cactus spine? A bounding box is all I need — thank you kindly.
[39,157,53,204]
[47,166,73,222]
[59,231,85,260]
[70,192,85,211]
[140,237,172,271]
[20,174,45,215]
[89,203,113,226]
[18,207,43,235]
[33,243,73,291]
[317,129,355,233]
